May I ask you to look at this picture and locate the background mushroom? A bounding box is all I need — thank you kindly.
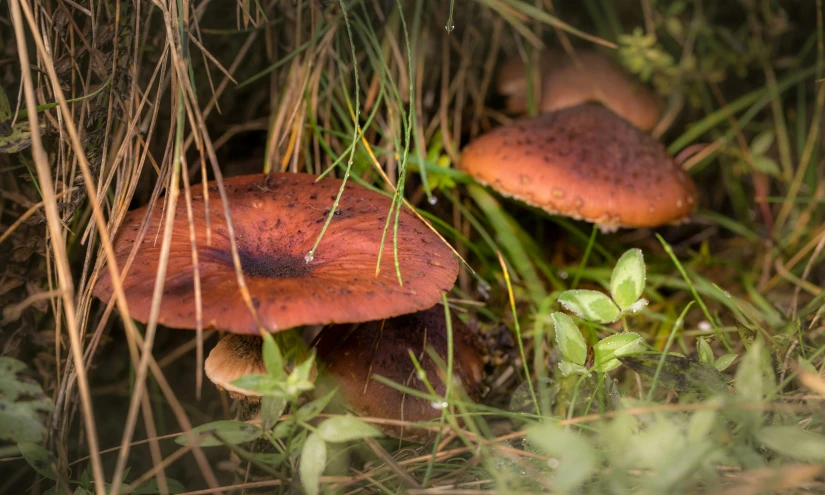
[458,104,697,231]
[496,48,662,132]
[94,172,459,399]
[312,305,486,443]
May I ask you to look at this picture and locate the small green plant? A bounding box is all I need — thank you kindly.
[552,248,646,377]
[0,357,53,444]
[175,332,382,495]
[696,337,738,373]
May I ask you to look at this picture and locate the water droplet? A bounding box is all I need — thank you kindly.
[428,196,438,205]
[559,271,569,279]
[698,321,712,332]
[445,21,454,33]
[304,252,314,263]
[430,400,449,410]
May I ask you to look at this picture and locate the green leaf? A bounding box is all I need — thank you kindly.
[558,361,590,377]
[300,433,326,495]
[0,119,42,154]
[714,354,737,372]
[697,338,714,366]
[261,332,284,378]
[295,389,337,422]
[18,442,57,480]
[593,333,642,372]
[261,396,287,430]
[620,298,648,317]
[750,130,775,155]
[0,357,53,443]
[752,156,781,176]
[317,415,382,443]
[134,478,186,494]
[174,420,262,447]
[558,290,620,324]
[734,340,771,431]
[271,418,295,440]
[620,355,728,394]
[552,312,587,366]
[80,463,92,488]
[285,352,316,397]
[757,426,825,461]
[527,423,599,492]
[231,374,285,398]
[610,249,646,310]
[687,408,718,443]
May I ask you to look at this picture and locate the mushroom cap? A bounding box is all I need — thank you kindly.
[94,173,458,334]
[459,104,697,229]
[312,305,485,443]
[496,49,662,132]
[204,334,265,401]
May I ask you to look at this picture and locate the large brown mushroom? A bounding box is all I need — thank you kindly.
[459,104,697,231]
[312,305,485,443]
[94,172,459,399]
[496,49,662,132]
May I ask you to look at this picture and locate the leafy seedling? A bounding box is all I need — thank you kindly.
[697,338,738,372]
[558,248,648,324]
[553,248,646,377]
[231,332,316,402]
[0,357,53,443]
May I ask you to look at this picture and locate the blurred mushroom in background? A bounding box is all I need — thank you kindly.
[497,48,662,132]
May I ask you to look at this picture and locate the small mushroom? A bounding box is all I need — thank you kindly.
[204,334,265,402]
[312,305,486,443]
[459,104,697,231]
[496,49,662,132]
[94,172,459,398]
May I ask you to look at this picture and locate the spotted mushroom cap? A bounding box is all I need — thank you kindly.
[496,49,662,132]
[94,173,458,334]
[204,334,266,401]
[459,104,697,230]
[312,305,486,443]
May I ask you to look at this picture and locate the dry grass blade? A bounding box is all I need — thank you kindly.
[9,0,105,491]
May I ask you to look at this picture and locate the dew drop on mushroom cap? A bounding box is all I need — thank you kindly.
[312,305,486,443]
[458,104,697,231]
[496,49,662,132]
[93,172,459,334]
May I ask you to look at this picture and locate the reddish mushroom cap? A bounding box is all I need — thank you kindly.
[496,49,662,132]
[94,173,458,334]
[312,305,486,443]
[459,104,697,230]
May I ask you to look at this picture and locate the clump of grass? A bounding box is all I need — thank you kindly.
[1,0,824,494]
